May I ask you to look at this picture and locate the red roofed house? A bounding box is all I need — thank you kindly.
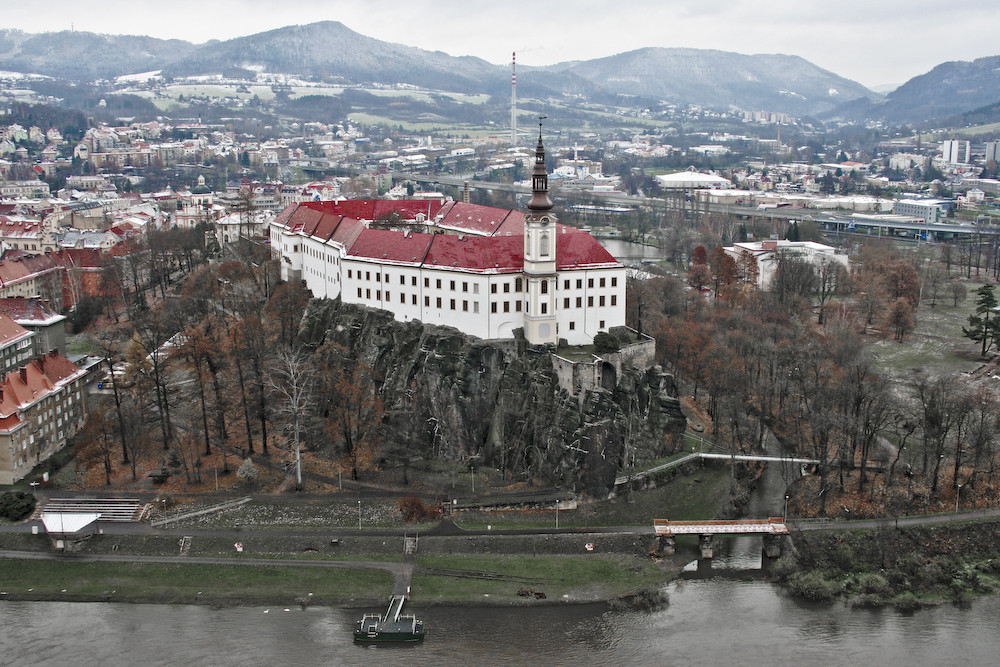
[0,350,90,484]
[271,131,624,346]
[0,254,63,305]
[0,314,35,378]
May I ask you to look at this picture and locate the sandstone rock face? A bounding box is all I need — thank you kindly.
[301,299,686,497]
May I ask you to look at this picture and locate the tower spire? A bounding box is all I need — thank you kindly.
[527,116,551,212]
[522,116,557,346]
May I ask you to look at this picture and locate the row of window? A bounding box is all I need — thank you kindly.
[346,270,619,294]
[355,289,617,313]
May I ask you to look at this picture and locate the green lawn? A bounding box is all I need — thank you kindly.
[871,286,984,378]
[0,559,392,604]
[411,553,670,602]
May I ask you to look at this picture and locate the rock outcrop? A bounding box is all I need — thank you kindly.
[300,299,685,497]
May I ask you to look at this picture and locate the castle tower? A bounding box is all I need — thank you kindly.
[523,119,558,346]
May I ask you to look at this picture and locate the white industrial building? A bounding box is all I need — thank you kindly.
[724,240,849,290]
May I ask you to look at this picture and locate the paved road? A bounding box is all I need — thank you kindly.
[792,506,1000,531]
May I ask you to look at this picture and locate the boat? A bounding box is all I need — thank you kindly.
[353,595,425,642]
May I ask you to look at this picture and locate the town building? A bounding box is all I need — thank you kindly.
[271,130,625,346]
[0,350,92,485]
[0,298,66,356]
[0,315,36,378]
[893,199,948,224]
[941,139,971,165]
[723,239,849,290]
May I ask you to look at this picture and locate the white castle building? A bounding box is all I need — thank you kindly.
[270,129,625,346]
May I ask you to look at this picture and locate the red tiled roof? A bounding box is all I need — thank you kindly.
[437,202,516,236]
[311,213,344,242]
[0,298,61,324]
[280,200,620,275]
[0,314,31,347]
[54,248,105,270]
[556,229,620,269]
[348,228,434,265]
[423,234,523,273]
[328,217,365,249]
[0,350,86,423]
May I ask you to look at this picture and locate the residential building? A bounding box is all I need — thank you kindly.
[985,141,1000,166]
[941,140,971,165]
[0,350,91,484]
[0,298,66,356]
[0,315,36,377]
[0,180,50,198]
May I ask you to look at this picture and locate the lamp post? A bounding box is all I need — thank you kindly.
[784,495,789,521]
[956,484,962,513]
[555,502,559,529]
[471,467,475,494]
[358,500,362,530]
[162,499,167,520]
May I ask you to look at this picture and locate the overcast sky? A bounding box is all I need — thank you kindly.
[9,0,999,90]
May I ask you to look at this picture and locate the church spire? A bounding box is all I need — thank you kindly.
[527,117,552,212]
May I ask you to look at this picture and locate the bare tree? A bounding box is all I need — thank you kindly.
[268,347,316,489]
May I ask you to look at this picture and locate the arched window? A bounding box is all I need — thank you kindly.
[541,279,548,294]
[540,233,549,256]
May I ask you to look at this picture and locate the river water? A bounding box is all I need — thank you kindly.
[4,586,1000,666]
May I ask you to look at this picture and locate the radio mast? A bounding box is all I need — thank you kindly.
[510,52,517,147]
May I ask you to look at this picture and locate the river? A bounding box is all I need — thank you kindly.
[598,238,664,264]
[4,584,1000,666]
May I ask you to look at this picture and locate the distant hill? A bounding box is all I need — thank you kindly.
[0,29,197,81]
[0,23,884,118]
[831,55,1000,126]
[551,48,876,116]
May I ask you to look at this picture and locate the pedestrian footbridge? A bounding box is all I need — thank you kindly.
[653,518,789,559]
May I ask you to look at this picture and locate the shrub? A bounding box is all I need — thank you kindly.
[397,495,442,523]
[851,593,885,608]
[891,591,921,612]
[593,331,620,354]
[787,571,839,602]
[0,491,36,521]
[854,572,892,597]
[237,458,259,487]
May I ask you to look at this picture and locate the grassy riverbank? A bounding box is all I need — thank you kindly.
[411,554,675,604]
[775,519,1000,610]
[0,559,393,606]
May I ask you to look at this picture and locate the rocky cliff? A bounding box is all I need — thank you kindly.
[300,299,686,498]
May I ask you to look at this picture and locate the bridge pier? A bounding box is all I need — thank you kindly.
[656,535,675,556]
[699,534,713,559]
[762,534,784,560]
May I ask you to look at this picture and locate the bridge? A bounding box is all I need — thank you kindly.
[395,170,1000,244]
[653,518,789,559]
[614,452,818,487]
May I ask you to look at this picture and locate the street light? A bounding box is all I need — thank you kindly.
[358,500,362,530]
[471,467,475,494]
[162,499,167,520]
[784,495,789,521]
[956,484,962,513]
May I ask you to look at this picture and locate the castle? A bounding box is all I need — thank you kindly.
[270,128,625,346]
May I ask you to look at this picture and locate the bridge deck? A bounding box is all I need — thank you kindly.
[654,518,789,536]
